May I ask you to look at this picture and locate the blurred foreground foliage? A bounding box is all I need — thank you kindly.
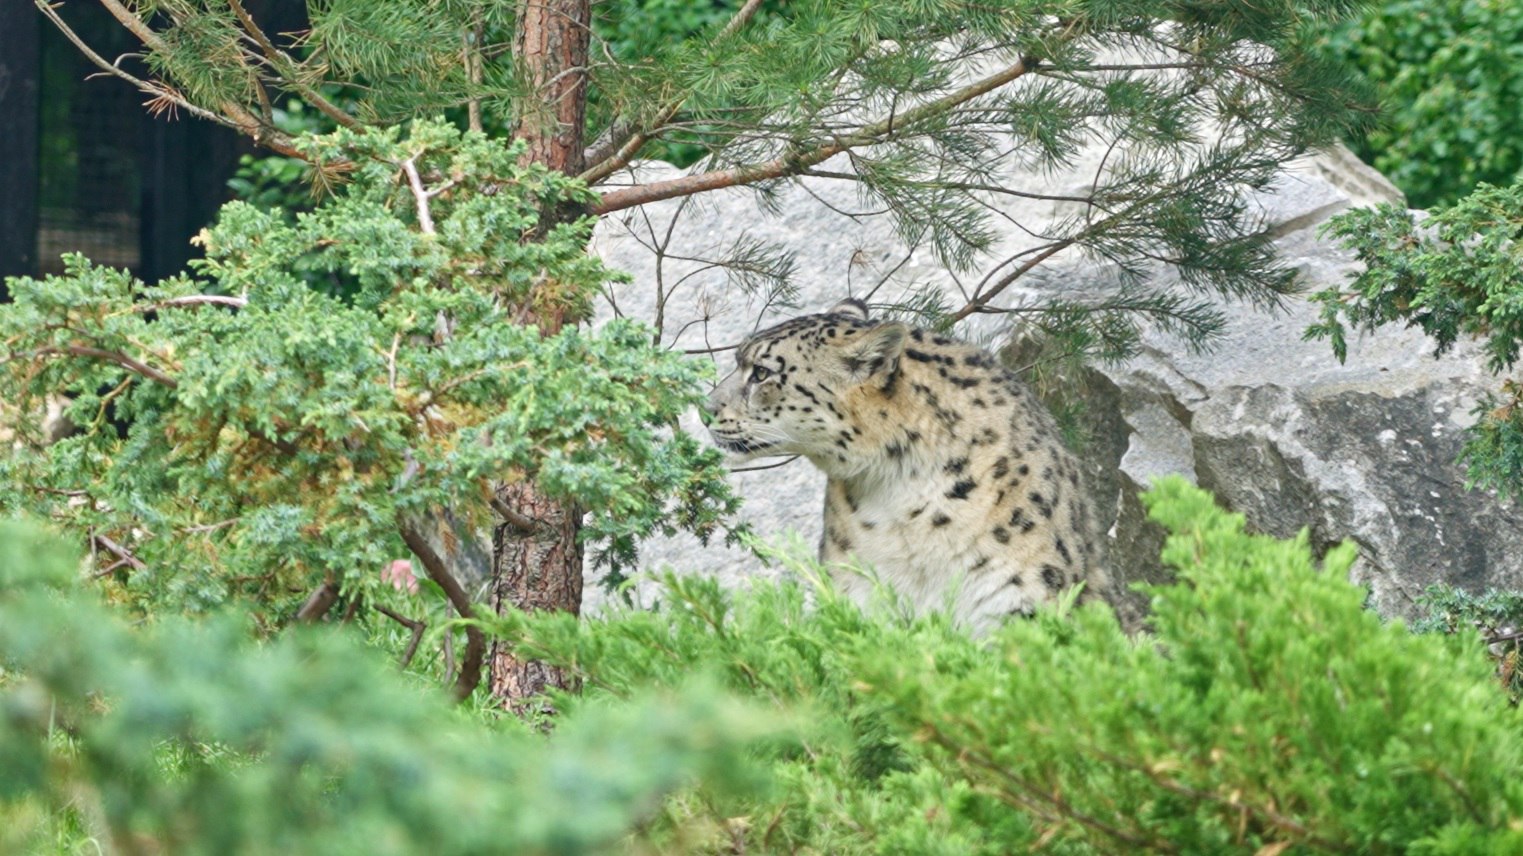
[8,479,1515,853]
[0,519,783,856]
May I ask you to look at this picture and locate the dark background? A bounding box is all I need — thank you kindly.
[0,2,304,295]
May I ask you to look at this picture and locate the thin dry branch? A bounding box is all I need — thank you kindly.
[951,240,1075,322]
[376,605,428,669]
[35,1,238,132]
[490,494,542,536]
[74,0,306,157]
[92,533,146,572]
[591,58,1032,213]
[401,158,437,234]
[25,345,179,388]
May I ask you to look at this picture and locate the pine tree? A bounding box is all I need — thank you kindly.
[25,0,1372,710]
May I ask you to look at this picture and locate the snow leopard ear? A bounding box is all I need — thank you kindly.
[828,298,870,322]
[840,321,907,381]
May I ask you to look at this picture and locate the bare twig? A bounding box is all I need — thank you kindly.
[580,0,767,181]
[490,494,542,536]
[401,157,437,234]
[376,605,428,669]
[34,2,241,134]
[96,0,303,154]
[398,516,485,702]
[951,240,1076,322]
[25,345,179,389]
[226,0,360,130]
[181,518,240,535]
[92,534,146,572]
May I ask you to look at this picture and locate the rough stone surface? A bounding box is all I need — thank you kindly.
[588,144,1523,620]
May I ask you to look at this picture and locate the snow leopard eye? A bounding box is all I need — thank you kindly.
[748,365,774,384]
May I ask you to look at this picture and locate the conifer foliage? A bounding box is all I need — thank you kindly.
[6,480,1521,853]
[12,0,1373,707]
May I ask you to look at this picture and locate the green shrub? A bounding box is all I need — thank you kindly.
[492,477,1523,853]
[1319,0,1523,207]
[1309,181,1523,501]
[8,480,1522,853]
[0,120,736,622]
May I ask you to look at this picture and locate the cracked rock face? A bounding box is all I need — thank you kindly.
[590,145,1523,620]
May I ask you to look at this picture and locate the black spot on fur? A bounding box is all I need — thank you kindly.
[1041,564,1065,592]
[1029,492,1052,519]
[992,527,1010,544]
[1009,507,1036,534]
[971,555,991,570]
[946,479,976,500]
[909,505,926,519]
[992,457,1010,479]
[1054,537,1072,564]
[931,512,952,527]
[944,457,969,475]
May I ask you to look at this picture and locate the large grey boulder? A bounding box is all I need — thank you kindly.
[589,144,1523,620]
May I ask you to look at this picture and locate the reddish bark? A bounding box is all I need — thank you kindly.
[512,0,590,177]
[490,0,593,715]
[489,482,583,717]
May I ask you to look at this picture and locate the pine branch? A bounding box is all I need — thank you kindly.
[591,57,1034,213]
[77,0,306,157]
[34,1,242,135]
[580,0,768,181]
[226,0,361,131]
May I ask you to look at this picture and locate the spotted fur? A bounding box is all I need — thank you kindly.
[706,298,1107,632]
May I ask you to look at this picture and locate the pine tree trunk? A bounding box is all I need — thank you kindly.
[489,482,583,715]
[489,0,592,714]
